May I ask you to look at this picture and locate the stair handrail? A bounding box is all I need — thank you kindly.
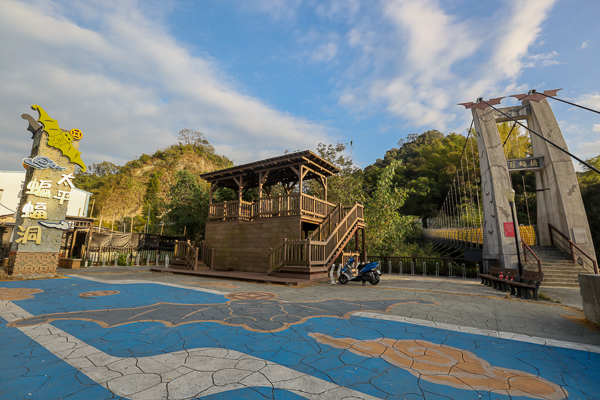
[174,241,199,270]
[199,240,214,270]
[267,203,364,274]
[309,204,342,241]
[316,203,363,267]
[548,224,598,274]
[521,239,542,273]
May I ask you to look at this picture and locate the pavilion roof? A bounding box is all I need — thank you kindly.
[200,150,339,190]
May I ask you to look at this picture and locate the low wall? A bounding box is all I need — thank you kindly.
[579,274,600,325]
[205,216,302,273]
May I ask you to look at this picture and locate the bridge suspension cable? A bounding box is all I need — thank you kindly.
[482,100,600,174]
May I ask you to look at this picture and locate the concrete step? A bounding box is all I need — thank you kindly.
[541,282,580,288]
[543,277,580,283]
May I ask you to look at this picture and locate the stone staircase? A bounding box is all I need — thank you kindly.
[530,246,590,288]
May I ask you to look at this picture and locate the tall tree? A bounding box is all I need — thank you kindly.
[164,170,209,241]
[143,172,162,232]
[310,143,365,205]
[578,155,600,252]
[364,130,467,219]
[364,160,418,255]
[177,129,215,153]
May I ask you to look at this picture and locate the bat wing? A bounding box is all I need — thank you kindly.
[31,105,86,172]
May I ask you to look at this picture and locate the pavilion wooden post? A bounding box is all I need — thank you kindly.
[233,176,245,219]
[258,171,270,216]
[290,165,309,213]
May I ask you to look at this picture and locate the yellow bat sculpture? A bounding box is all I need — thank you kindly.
[31,105,86,172]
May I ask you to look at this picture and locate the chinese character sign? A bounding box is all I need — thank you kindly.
[503,222,515,238]
[9,105,87,276]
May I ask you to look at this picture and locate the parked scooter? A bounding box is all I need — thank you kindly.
[338,257,382,285]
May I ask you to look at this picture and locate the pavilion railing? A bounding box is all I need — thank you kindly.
[208,194,335,221]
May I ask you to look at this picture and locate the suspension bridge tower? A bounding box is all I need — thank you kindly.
[466,92,596,270]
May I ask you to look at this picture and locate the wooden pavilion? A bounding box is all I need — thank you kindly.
[199,150,366,281]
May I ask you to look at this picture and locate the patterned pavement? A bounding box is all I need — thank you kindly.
[1,273,599,399]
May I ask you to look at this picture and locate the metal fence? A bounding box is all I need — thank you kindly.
[84,246,174,267]
[367,255,483,278]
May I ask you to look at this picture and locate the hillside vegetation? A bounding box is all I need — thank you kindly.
[76,131,232,233]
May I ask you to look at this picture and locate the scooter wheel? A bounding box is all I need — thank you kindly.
[368,273,380,285]
[338,275,349,284]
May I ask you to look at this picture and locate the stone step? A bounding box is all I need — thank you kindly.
[543,273,582,279]
[542,267,586,272]
[541,282,580,288]
[543,277,580,283]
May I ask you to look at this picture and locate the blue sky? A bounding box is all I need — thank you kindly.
[1,0,599,171]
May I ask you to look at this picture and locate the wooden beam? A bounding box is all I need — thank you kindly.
[301,157,333,178]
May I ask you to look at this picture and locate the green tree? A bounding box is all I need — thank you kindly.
[578,155,600,252]
[143,172,162,232]
[310,143,365,205]
[364,160,418,255]
[364,130,467,219]
[497,122,531,160]
[164,171,209,241]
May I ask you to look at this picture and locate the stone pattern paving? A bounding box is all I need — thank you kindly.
[1,272,599,399]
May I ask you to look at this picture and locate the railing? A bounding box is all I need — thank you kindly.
[368,255,481,278]
[209,194,335,222]
[254,194,301,218]
[267,203,364,274]
[172,240,214,270]
[310,204,342,241]
[209,200,253,221]
[199,240,214,269]
[301,194,336,219]
[521,240,542,273]
[423,226,536,247]
[173,241,199,270]
[549,224,598,274]
[84,246,174,266]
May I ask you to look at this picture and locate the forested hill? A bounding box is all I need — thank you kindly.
[75,131,232,231]
[363,130,467,220]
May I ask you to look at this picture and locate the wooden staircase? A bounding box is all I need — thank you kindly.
[267,203,365,280]
[169,241,214,271]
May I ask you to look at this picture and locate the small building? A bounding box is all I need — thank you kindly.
[200,150,366,281]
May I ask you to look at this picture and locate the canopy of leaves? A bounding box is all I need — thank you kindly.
[309,143,365,205]
[364,131,467,219]
[163,170,209,241]
[364,159,419,255]
[578,156,600,252]
[75,138,232,232]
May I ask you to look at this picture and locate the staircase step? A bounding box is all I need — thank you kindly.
[541,282,580,288]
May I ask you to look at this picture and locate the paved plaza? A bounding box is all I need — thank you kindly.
[1,266,599,399]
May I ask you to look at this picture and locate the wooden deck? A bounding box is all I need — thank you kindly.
[149,266,326,287]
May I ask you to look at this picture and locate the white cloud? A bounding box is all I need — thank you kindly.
[525,51,560,68]
[333,0,557,133]
[580,40,589,49]
[311,42,339,62]
[0,0,334,170]
[577,93,600,110]
[594,124,600,133]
